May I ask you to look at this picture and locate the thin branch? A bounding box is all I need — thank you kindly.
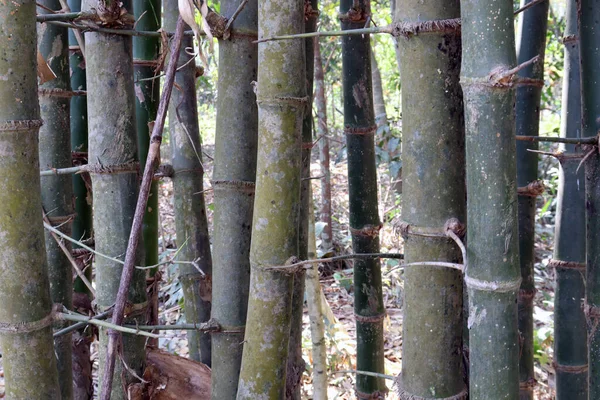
[53,310,112,337]
[223,0,249,33]
[42,19,195,38]
[100,17,186,400]
[254,25,392,44]
[266,252,404,271]
[56,0,86,57]
[516,135,598,145]
[40,165,84,176]
[55,312,159,338]
[331,369,397,381]
[514,0,548,16]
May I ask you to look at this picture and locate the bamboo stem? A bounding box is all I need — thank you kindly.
[56,313,159,338]
[99,17,185,400]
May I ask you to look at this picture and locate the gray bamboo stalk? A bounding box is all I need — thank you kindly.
[0,0,61,396]
[313,36,333,253]
[38,3,75,398]
[340,0,386,397]
[164,0,213,366]
[210,0,258,396]
[514,1,549,398]
[82,0,147,397]
[579,0,600,397]
[552,1,587,398]
[395,1,465,398]
[286,1,318,398]
[370,50,389,136]
[460,0,521,398]
[306,187,328,400]
[236,0,306,396]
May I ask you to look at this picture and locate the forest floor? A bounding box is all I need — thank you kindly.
[0,140,556,399]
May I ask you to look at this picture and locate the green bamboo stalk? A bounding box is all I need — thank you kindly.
[552,2,588,398]
[514,1,549,398]
[313,37,333,253]
[38,2,75,397]
[133,0,160,271]
[82,0,147,396]
[236,0,306,397]
[340,0,386,397]
[579,0,600,397]
[164,0,213,366]
[0,0,61,397]
[460,0,521,398]
[210,0,258,396]
[395,0,465,398]
[286,2,318,398]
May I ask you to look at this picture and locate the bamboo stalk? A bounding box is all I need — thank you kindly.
[460,0,521,398]
[133,0,160,272]
[164,0,213,366]
[236,0,306,396]
[210,0,258,395]
[514,1,549,398]
[579,0,600,397]
[340,0,386,397]
[38,0,75,396]
[287,2,318,398]
[98,17,185,400]
[395,0,466,398]
[0,0,61,396]
[553,2,588,398]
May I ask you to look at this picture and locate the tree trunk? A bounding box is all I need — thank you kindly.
[133,0,160,272]
[82,0,148,397]
[0,0,61,396]
[395,1,466,398]
[460,1,521,398]
[514,1,549,398]
[210,0,258,397]
[286,2,318,398]
[313,36,333,253]
[38,4,75,398]
[236,0,306,396]
[68,1,94,398]
[370,50,388,136]
[340,0,386,397]
[579,0,600,397]
[164,0,213,366]
[552,1,588,398]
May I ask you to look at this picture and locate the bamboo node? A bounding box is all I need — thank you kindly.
[444,218,466,238]
[0,119,43,131]
[256,96,310,108]
[355,388,386,399]
[354,312,386,323]
[584,302,600,319]
[394,219,456,239]
[38,88,87,98]
[392,18,461,38]
[548,259,586,270]
[562,34,578,44]
[338,5,369,24]
[518,288,537,301]
[519,378,537,390]
[344,125,377,136]
[515,77,544,88]
[394,374,468,400]
[46,213,76,226]
[553,362,588,374]
[211,179,256,193]
[464,275,522,293]
[517,180,545,197]
[0,304,59,334]
[304,0,320,21]
[350,224,382,238]
[123,301,149,318]
[84,161,139,175]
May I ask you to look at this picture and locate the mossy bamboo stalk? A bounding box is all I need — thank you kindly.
[460,0,521,398]
[0,0,61,396]
[514,1,549,398]
[552,2,587,398]
[395,0,465,398]
[82,0,148,396]
[313,36,333,252]
[133,0,160,271]
[37,3,75,398]
[579,0,600,397]
[235,0,306,396]
[210,0,258,396]
[340,0,386,397]
[164,0,213,366]
[286,2,318,397]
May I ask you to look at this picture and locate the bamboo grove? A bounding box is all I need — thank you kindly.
[0,0,598,399]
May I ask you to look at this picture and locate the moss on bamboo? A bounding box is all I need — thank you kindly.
[82,0,147,396]
[579,0,600,397]
[395,0,466,398]
[0,0,61,397]
[460,1,521,398]
[340,0,386,397]
[210,0,258,397]
[164,0,213,366]
[552,1,588,398]
[236,0,306,397]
